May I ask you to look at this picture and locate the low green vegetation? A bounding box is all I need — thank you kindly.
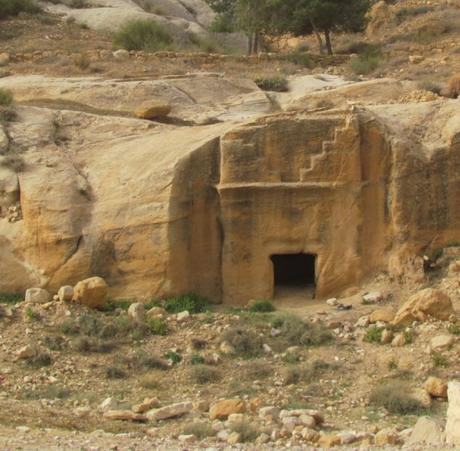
[148,317,169,335]
[189,364,221,384]
[25,307,40,322]
[26,352,52,368]
[395,6,433,23]
[182,421,216,439]
[0,292,22,304]
[221,326,262,358]
[164,293,210,314]
[190,354,205,365]
[432,352,448,367]
[370,381,426,415]
[105,366,127,379]
[72,336,116,353]
[285,51,313,68]
[350,52,382,75]
[448,323,460,335]
[164,350,182,364]
[113,19,173,52]
[363,326,384,344]
[229,420,259,443]
[248,300,275,313]
[271,314,333,347]
[254,76,289,92]
[0,89,13,107]
[0,0,41,19]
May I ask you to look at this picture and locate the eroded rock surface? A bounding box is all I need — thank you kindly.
[0,73,459,304]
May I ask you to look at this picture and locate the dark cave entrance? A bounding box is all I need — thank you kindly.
[270,253,316,295]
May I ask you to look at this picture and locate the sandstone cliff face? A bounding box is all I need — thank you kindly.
[0,79,459,304]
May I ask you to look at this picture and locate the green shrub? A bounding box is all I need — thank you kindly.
[164,293,210,314]
[188,32,218,53]
[45,385,71,399]
[27,352,52,368]
[432,352,448,367]
[102,299,134,312]
[191,337,207,350]
[285,51,313,68]
[0,292,22,304]
[254,76,289,92]
[43,335,66,351]
[339,41,381,56]
[25,307,40,322]
[0,89,13,107]
[243,360,272,380]
[138,355,169,370]
[113,19,173,52]
[249,300,275,313]
[189,364,221,384]
[271,314,333,347]
[209,14,234,33]
[105,366,127,379]
[281,365,304,385]
[72,336,116,353]
[190,354,205,365]
[221,327,262,357]
[59,313,148,340]
[182,421,216,439]
[148,317,169,335]
[0,0,41,19]
[164,350,182,364]
[403,329,415,344]
[370,381,425,415]
[229,420,259,442]
[448,323,460,335]
[396,6,432,23]
[363,326,384,343]
[350,54,381,75]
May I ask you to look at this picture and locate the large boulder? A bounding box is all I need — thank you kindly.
[24,287,50,304]
[209,399,246,420]
[408,416,444,446]
[393,289,455,326]
[72,277,108,309]
[135,101,172,120]
[424,376,448,399]
[146,402,193,421]
[446,381,460,445]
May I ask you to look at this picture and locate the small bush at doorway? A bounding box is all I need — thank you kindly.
[248,300,275,313]
[113,20,173,52]
[164,293,210,314]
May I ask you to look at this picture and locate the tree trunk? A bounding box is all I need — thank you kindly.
[324,29,333,55]
[309,19,325,55]
[247,33,253,55]
[253,32,259,54]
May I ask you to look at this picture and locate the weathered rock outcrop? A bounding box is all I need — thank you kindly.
[0,73,460,304]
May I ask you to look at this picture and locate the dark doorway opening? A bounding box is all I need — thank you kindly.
[271,253,316,290]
